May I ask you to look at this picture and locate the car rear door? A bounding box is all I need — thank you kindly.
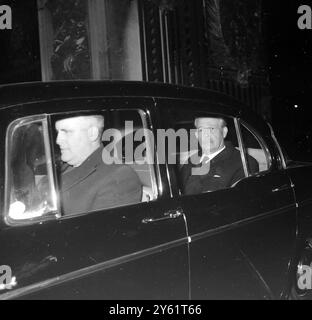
[1,200,189,300]
[0,99,189,300]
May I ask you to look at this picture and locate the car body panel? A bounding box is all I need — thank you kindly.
[0,198,189,300]
[0,81,311,299]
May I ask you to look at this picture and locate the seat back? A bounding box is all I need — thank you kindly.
[103,129,156,202]
[129,161,156,202]
[246,148,268,171]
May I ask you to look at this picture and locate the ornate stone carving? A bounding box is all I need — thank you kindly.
[46,0,91,80]
[205,0,265,86]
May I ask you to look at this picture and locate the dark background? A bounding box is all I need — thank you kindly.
[266,0,312,161]
[0,0,312,161]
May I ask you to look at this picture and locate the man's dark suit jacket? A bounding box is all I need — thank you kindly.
[180,142,259,195]
[60,147,142,215]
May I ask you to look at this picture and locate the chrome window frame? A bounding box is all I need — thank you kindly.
[267,122,287,169]
[234,118,249,178]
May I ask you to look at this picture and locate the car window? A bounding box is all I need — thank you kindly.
[106,109,158,202]
[6,117,58,222]
[5,108,157,223]
[50,108,156,217]
[239,122,272,174]
[165,109,248,196]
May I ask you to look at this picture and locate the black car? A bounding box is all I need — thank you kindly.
[0,81,312,300]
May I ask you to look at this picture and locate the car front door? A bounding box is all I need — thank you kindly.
[0,100,189,300]
[232,117,297,299]
[160,100,297,299]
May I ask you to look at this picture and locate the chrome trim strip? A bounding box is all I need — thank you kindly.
[139,108,159,199]
[267,122,286,169]
[42,118,58,213]
[235,118,249,178]
[0,237,188,300]
[181,209,192,300]
[159,10,168,82]
[165,162,173,198]
[190,204,296,243]
[297,198,312,208]
[239,249,274,299]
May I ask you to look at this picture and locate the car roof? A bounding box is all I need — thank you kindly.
[0,80,243,110]
[0,80,272,140]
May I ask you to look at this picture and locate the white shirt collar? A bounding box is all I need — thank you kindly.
[200,145,225,162]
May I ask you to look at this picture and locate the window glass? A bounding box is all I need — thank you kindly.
[240,123,271,174]
[166,109,247,195]
[50,109,155,217]
[6,109,157,222]
[7,118,57,221]
[107,109,158,202]
[38,0,142,81]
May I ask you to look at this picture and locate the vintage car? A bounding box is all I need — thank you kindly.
[0,81,312,300]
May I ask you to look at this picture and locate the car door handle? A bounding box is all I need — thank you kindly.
[142,208,184,224]
[272,184,294,193]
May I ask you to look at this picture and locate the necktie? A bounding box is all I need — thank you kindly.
[191,154,210,175]
[201,155,210,164]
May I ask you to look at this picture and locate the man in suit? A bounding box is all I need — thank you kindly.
[180,117,259,195]
[55,115,142,215]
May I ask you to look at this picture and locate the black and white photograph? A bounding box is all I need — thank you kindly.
[0,0,312,303]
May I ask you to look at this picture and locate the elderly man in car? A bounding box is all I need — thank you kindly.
[181,117,259,195]
[55,115,142,215]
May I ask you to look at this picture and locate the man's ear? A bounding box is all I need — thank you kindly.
[88,126,100,142]
[223,126,228,138]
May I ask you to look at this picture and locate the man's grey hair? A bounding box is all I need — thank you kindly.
[75,115,104,135]
[89,115,105,133]
[194,117,227,128]
[220,118,227,128]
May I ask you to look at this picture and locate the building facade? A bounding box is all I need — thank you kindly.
[0,0,271,118]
